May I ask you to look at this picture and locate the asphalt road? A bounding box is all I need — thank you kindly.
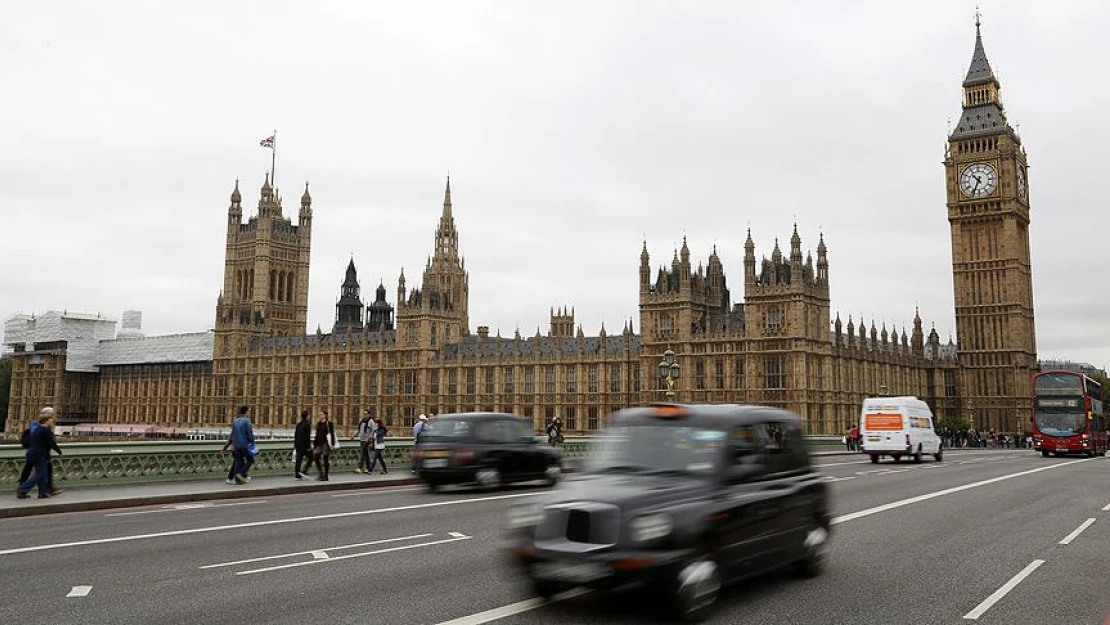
[1,449,1107,625]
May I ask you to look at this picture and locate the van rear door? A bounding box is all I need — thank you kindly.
[862,410,906,448]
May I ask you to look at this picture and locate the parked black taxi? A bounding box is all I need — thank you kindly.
[414,412,563,490]
[504,403,832,621]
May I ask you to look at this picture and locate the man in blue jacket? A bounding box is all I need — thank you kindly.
[17,407,63,499]
[230,405,256,484]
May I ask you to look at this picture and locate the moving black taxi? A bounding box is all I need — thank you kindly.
[504,403,832,621]
[413,412,563,490]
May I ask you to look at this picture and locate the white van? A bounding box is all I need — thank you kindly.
[858,396,943,464]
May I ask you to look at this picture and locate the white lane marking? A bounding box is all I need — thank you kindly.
[877,469,907,474]
[434,457,1095,625]
[962,560,1044,620]
[66,586,92,598]
[1102,501,1110,512]
[237,534,472,575]
[435,588,590,625]
[310,551,330,560]
[1058,518,1096,545]
[0,492,541,557]
[812,459,870,468]
[832,458,1095,525]
[824,476,857,483]
[331,487,423,497]
[201,533,434,569]
[449,532,467,538]
[105,500,268,517]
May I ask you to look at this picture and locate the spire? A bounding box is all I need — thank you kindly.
[963,9,995,87]
[344,258,358,286]
[640,240,650,265]
[301,181,312,208]
[680,236,690,265]
[433,175,459,261]
[230,179,241,204]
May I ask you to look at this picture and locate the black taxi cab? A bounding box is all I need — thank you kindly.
[413,412,563,490]
[503,403,832,621]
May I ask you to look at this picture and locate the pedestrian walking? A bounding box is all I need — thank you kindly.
[368,418,389,474]
[16,407,63,499]
[294,409,317,479]
[230,405,256,485]
[313,409,336,481]
[411,414,428,473]
[546,417,563,446]
[17,408,63,496]
[357,410,374,474]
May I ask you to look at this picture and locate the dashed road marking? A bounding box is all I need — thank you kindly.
[1102,501,1110,512]
[963,560,1044,620]
[1059,518,1096,545]
[66,586,92,598]
[105,500,268,517]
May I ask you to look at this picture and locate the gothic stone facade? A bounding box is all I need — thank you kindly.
[5,23,1034,437]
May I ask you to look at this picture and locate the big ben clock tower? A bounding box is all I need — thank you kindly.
[945,15,1037,433]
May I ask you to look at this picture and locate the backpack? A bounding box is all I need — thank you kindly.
[20,428,31,449]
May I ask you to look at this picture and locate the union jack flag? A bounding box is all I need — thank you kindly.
[259,135,275,148]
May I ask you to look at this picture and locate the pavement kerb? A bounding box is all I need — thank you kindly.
[0,476,423,520]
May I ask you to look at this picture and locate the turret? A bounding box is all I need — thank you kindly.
[790,223,803,267]
[640,241,651,293]
[744,229,756,282]
[816,232,828,284]
[911,307,925,355]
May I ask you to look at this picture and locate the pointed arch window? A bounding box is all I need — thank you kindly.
[277,271,285,302]
[286,273,295,303]
[269,271,277,301]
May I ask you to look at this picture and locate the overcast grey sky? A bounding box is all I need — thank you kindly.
[3,0,1108,368]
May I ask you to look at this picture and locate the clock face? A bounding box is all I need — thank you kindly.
[959,163,998,198]
[1017,166,1027,200]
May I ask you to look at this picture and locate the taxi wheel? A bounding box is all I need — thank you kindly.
[671,551,721,622]
[869,454,879,464]
[544,463,562,487]
[795,519,829,578]
[476,467,502,490]
[913,446,923,463]
[934,450,944,462]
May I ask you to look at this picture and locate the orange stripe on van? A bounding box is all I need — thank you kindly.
[864,413,902,431]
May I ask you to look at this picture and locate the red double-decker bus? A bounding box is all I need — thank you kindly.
[1032,370,1107,457]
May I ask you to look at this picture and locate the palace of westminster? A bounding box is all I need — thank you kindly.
[3,22,1039,437]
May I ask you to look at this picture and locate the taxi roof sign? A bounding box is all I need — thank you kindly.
[649,404,690,419]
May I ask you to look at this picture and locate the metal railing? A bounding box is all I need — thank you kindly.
[0,436,847,488]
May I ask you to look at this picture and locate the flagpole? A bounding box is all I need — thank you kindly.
[271,129,277,187]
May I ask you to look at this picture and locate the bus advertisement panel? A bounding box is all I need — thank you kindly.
[1032,370,1107,457]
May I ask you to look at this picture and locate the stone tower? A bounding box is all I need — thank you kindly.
[944,16,1037,432]
[333,259,364,333]
[214,176,312,353]
[395,176,470,348]
[743,226,830,342]
[638,237,731,342]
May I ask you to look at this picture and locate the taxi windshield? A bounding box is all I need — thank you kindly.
[587,425,727,477]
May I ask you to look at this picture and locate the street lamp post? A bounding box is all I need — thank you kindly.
[658,349,680,399]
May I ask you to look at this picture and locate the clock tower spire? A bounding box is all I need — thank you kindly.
[945,14,1037,433]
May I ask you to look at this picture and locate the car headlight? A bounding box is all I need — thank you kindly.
[507,503,544,529]
[630,513,673,543]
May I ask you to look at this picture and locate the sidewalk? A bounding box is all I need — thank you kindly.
[0,470,421,519]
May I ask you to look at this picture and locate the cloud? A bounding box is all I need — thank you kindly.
[2,0,1108,370]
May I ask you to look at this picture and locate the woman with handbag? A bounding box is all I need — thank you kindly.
[313,409,335,481]
[368,419,389,474]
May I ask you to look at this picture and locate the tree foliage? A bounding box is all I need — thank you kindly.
[937,416,971,432]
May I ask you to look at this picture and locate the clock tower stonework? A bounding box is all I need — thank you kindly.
[945,17,1037,433]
